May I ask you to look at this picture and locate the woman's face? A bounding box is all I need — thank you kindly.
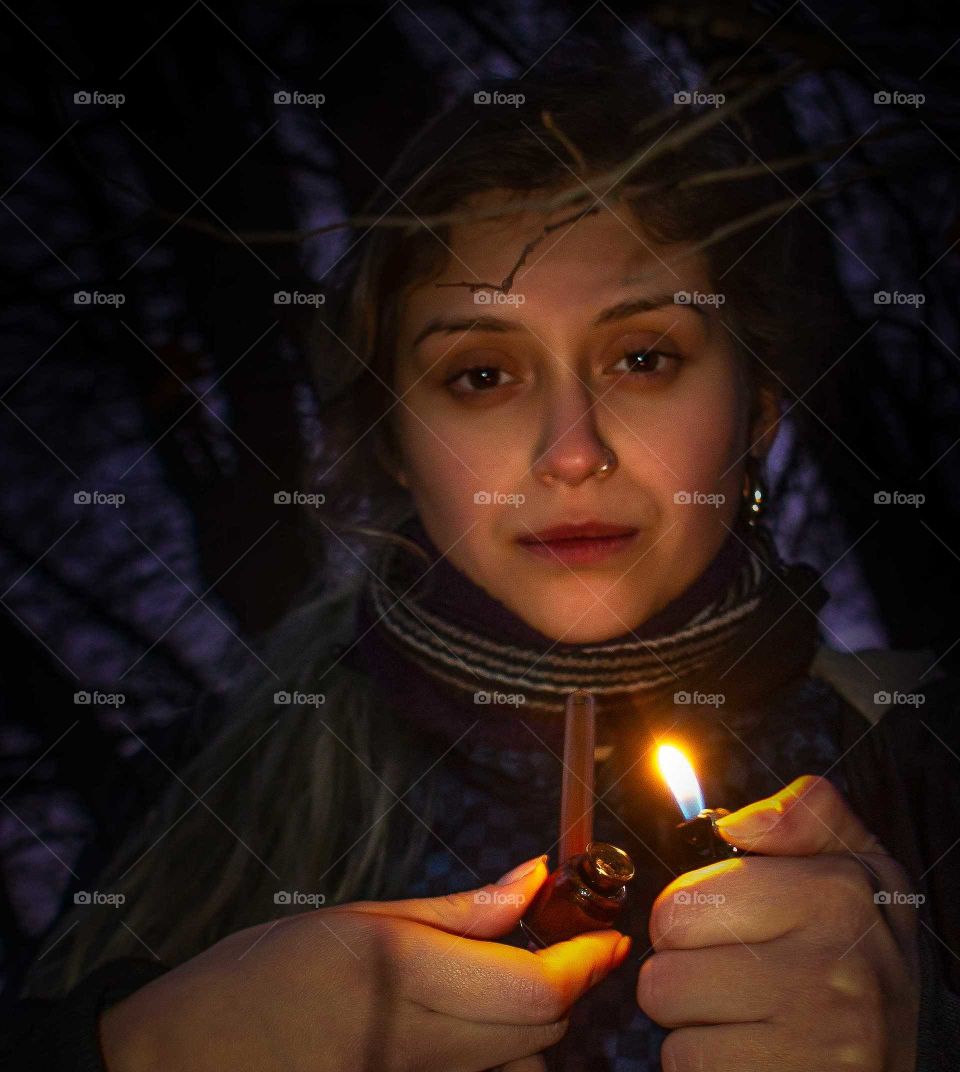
[390,189,779,643]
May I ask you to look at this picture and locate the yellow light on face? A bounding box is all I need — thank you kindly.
[656,744,705,820]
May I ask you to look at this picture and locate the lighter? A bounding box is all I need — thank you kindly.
[518,689,636,948]
[657,745,750,869]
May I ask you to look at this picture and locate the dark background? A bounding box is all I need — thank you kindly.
[2,0,959,1001]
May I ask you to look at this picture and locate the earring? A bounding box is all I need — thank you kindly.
[742,455,768,527]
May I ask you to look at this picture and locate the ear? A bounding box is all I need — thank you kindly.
[748,381,782,462]
[373,433,409,488]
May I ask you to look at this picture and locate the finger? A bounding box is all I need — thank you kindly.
[496,1055,548,1072]
[396,921,627,1023]
[338,855,549,939]
[638,942,793,1027]
[660,1022,812,1072]
[713,775,887,856]
[647,853,893,950]
[405,1004,567,1072]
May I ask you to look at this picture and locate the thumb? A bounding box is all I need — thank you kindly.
[342,854,550,939]
[714,775,887,856]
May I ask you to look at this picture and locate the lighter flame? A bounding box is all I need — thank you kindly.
[657,744,705,820]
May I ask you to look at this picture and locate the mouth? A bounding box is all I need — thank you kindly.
[516,522,639,566]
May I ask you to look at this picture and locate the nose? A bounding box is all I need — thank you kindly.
[530,378,616,487]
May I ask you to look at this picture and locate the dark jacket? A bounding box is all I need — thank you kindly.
[1,644,958,1071]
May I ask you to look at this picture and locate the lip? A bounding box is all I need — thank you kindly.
[517,520,639,566]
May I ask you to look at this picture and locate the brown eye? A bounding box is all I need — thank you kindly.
[445,365,517,394]
[610,349,679,378]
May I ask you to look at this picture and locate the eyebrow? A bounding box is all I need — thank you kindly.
[410,291,707,350]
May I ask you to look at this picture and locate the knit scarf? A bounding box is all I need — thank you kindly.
[345,513,829,755]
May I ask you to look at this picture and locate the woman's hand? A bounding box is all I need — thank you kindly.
[637,775,922,1072]
[99,853,631,1072]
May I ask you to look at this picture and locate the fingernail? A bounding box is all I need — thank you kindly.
[613,934,632,965]
[496,854,548,885]
[715,803,779,838]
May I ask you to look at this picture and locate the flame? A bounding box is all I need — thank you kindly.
[656,744,705,820]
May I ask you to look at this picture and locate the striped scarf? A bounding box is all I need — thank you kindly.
[346,513,829,753]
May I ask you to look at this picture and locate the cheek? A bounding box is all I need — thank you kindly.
[394,407,505,534]
[618,372,744,496]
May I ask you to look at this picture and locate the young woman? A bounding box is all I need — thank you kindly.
[4,60,959,1072]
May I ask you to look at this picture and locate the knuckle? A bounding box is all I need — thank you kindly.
[649,888,678,945]
[660,1027,699,1072]
[637,953,675,1021]
[814,860,876,937]
[523,971,569,1023]
[829,998,887,1069]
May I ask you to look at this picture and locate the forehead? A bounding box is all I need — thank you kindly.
[399,189,713,329]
